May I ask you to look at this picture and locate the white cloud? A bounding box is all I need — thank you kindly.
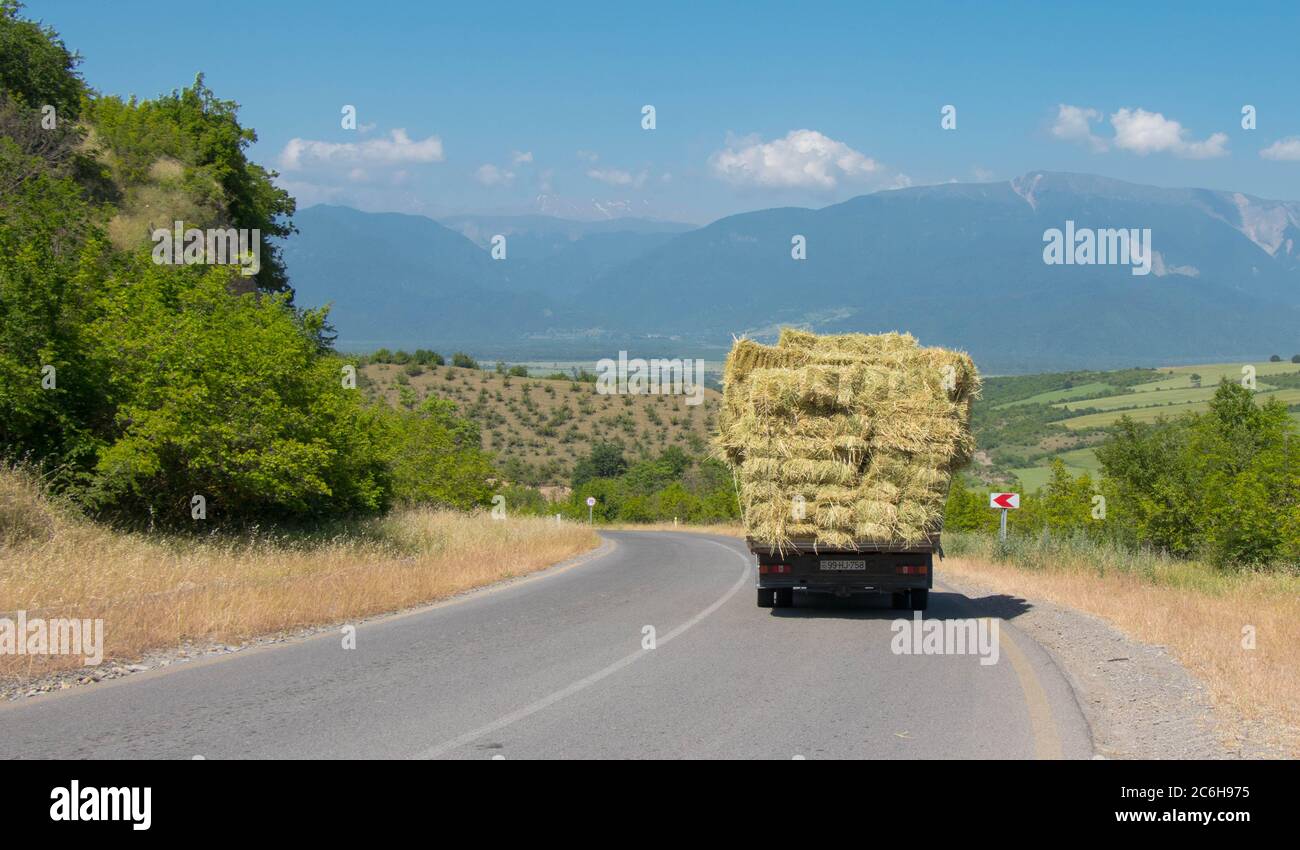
[1260,137,1300,161]
[278,129,444,171]
[586,167,647,188]
[1109,108,1228,159]
[1049,104,1108,152]
[708,129,880,189]
[474,163,515,186]
[511,150,534,165]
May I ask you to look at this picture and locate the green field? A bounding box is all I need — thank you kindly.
[1060,387,1300,430]
[996,380,1118,409]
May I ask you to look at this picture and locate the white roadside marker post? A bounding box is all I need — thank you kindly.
[990,492,1020,542]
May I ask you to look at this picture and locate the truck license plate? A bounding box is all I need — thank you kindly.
[821,559,866,571]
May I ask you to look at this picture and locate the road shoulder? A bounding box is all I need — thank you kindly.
[938,569,1290,759]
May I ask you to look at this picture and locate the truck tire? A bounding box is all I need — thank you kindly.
[891,592,908,610]
[909,589,929,611]
[775,588,795,608]
[757,589,775,608]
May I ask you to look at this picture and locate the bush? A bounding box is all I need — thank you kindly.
[387,398,493,509]
[571,441,627,488]
[84,257,392,524]
[451,352,479,370]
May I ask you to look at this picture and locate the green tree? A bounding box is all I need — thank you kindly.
[0,2,84,119]
[0,139,110,486]
[1097,381,1299,567]
[86,75,296,294]
[84,256,390,523]
[571,441,627,488]
[388,398,493,509]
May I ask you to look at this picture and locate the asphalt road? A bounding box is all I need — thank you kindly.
[0,531,1092,759]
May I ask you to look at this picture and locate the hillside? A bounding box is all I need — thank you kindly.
[973,358,1300,490]
[361,362,722,488]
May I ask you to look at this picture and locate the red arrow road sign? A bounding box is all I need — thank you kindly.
[990,493,1020,509]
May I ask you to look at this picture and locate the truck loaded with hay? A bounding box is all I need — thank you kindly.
[717,329,979,611]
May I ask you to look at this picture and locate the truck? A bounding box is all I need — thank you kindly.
[750,534,938,611]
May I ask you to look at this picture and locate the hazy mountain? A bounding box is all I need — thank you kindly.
[438,214,695,297]
[280,206,572,348]
[578,172,1300,370]
[281,175,1300,370]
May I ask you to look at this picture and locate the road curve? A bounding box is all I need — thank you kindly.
[0,531,1092,759]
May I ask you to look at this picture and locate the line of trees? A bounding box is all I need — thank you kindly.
[502,442,740,524]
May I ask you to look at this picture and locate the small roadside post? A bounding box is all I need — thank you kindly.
[990,492,1020,541]
[586,495,596,525]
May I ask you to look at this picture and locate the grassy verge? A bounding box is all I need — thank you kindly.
[942,532,1300,748]
[0,468,598,681]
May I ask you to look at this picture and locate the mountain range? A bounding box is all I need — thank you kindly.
[279,172,1300,372]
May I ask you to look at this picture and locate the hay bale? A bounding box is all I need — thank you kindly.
[717,328,980,548]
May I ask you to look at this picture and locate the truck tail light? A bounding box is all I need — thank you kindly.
[896,565,928,575]
[759,563,791,575]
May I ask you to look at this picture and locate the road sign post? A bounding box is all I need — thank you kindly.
[586,495,596,525]
[989,492,1020,541]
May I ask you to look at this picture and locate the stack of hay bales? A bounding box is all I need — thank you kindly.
[717,329,979,552]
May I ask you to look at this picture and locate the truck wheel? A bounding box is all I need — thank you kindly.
[757,589,775,608]
[891,592,908,610]
[775,588,794,608]
[909,589,929,611]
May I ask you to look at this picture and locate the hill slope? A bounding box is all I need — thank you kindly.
[361,362,722,487]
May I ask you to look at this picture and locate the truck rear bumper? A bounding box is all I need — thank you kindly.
[752,548,934,595]
[755,576,929,594]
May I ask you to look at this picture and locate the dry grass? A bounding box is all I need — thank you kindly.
[0,470,597,680]
[942,534,1300,752]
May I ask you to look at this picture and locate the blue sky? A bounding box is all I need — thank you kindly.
[29,0,1300,224]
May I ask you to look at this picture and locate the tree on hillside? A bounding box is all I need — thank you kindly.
[0,1,83,120]
[571,442,627,488]
[86,74,297,294]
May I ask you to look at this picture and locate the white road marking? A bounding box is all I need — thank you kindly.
[411,538,751,759]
